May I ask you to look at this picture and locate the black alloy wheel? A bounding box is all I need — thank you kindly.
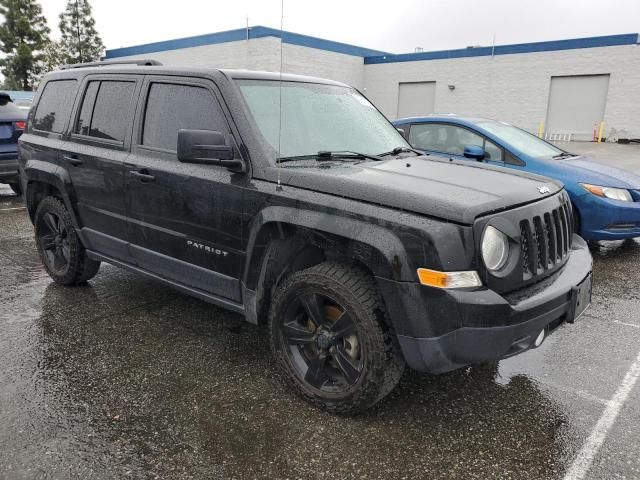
[269,262,405,414]
[34,196,101,285]
[39,211,71,275]
[280,290,363,392]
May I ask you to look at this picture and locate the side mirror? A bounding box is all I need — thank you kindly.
[396,127,407,139]
[463,144,485,160]
[177,129,244,171]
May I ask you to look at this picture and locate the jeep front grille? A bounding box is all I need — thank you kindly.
[519,201,572,281]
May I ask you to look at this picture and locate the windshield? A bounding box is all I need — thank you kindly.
[13,99,32,111]
[0,97,24,116]
[236,79,408,161]
[476,120,564,158]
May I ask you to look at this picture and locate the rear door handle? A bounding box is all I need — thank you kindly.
[64,155,83,166]
[129,170,155,182]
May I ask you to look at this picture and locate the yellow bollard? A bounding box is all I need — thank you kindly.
[597,121,604,143]
[538,121,544,138]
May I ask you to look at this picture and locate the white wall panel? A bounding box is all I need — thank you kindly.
[546,74,610,140]
[364,44,640,139]
[397,81,436,118]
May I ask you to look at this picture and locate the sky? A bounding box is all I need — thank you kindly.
[40,0,640,55]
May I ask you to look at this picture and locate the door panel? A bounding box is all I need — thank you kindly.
[125,77,244,301]
[62,76,140,262]
[61,141,129,248]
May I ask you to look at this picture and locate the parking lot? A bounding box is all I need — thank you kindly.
[0,142,639,479]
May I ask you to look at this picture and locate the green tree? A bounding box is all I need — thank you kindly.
[59,0,104,65]
[40,40,65,74]
[0,0,50,91]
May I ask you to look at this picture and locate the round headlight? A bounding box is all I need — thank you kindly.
[602,187,633,202]
[482,226,509,271]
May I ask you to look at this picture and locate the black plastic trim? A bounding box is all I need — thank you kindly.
[86,250,245,314]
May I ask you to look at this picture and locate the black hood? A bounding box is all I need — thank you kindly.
[276,156,562,224]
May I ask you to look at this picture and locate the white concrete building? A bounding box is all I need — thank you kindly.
[105,27,640,141]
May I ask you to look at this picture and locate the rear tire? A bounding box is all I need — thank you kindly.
[34,196,100,285]
[8,183,21,195]
[269,261,405,414]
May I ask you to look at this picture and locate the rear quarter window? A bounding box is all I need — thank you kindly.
[33,80,77,134]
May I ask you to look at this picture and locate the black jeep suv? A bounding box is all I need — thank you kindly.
[18,61,593,413]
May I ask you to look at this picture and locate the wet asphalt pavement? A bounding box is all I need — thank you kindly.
[1,142,640,479]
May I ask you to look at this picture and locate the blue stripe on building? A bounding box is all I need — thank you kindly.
[364,33,640,64]
[105,26,388,59]
[105,29,639,64]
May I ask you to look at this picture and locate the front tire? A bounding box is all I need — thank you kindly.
[269,262,405,414]
[34,196,101,285]
[572,204,581,236]
[9,182,21,195]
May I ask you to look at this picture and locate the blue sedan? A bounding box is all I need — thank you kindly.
[393,115,640,241]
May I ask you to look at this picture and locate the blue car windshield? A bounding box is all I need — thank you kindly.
[476,120,564,158]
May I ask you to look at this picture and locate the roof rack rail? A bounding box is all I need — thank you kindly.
[60,59,162,70]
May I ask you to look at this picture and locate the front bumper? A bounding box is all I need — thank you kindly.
[377,234,593,373]
[0,155,19,183]
[577,192,640,240]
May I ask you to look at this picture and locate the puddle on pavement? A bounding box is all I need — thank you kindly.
[0,202,638,478]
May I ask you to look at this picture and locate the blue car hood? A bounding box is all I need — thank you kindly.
[553,156,640,190]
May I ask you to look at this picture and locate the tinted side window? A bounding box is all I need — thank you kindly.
[33,80,77,133]
[75,81,100,136]
[142,83,227,151]
[409,123,483,156]
[455,127,484,152]
[408,124,436,151]
[89,81,136,141]
[395,124,409,140]
[484,139,504,162]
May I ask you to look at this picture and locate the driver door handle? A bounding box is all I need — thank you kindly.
[129,169,156,182]
[64,155,83,166]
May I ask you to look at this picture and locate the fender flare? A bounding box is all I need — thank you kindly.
[23,159,82,230]
[243,206,413,290]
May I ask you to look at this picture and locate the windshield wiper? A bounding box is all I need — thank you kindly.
[317,150,383,162]
[378,146,423,157]
[277,154,322,164]
[277,151,382,164]
[552,152,576,159]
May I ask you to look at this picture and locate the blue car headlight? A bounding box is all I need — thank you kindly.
[581,183,633,202]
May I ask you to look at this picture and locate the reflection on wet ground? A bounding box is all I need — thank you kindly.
[1,174,640,479]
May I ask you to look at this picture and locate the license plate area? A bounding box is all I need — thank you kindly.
[567,273,592,323]
[0,124,13,140]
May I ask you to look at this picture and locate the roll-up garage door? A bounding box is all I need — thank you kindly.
[397,81,436,119]
[545,74,610,141]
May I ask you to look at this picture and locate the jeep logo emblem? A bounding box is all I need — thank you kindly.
[538,186,551,194]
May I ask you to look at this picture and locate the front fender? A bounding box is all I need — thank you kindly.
[243,206,413,289]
